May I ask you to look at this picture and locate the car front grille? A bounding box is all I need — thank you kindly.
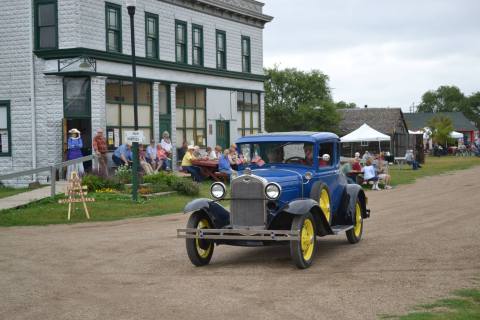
[230,175,266,228]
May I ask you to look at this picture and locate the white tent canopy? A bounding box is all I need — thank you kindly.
[340,123,391,143]
[449,131,463,139]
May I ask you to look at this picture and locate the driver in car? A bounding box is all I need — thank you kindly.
[302,144,314,166]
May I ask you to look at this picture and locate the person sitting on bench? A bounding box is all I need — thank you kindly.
[218,149,235,177]
[362,158,380,190]
[181,145,203,182]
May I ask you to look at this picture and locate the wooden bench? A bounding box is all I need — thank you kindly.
[214,172,229,184]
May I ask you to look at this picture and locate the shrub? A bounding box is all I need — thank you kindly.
[115,165,132,184]
[143,172,199,196]
[82,174,122,192]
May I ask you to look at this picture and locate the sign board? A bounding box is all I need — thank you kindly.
[125,130,145,144]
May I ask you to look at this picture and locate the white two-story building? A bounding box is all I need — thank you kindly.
[0,0,272,181]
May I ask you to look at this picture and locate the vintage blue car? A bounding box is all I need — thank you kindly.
[177,132,370,269]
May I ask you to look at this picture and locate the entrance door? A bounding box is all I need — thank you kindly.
[63,118,92,170]
[216,120,230,150]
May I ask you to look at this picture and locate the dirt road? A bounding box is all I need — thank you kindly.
[1,166,479,320]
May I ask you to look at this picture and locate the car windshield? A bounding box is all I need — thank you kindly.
[238,142,314,167]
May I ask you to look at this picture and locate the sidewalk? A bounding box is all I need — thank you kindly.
[0,182,68,211]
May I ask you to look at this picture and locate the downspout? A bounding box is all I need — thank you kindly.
[29,2,37,180]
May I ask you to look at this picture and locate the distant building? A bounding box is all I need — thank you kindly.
[404,112,478,144]
[338,108,409,157]
[0,0,273,182]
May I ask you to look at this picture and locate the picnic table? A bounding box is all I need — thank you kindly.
[191,159,221,181]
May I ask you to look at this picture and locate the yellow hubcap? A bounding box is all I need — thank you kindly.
[301,218,315,261]
[196,219,212,258]
[319,189,331,223]
[354,203,362,237]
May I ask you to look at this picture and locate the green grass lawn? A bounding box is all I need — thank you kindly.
[0,156,478,227]
[0,186,34,199]
[382,288,480,319]
[389,156,480,186]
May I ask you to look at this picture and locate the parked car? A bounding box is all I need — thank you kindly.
[177,132,370,269]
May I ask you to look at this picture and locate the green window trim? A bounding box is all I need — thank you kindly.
[216,30,227,70]
[241,36,251,73]
[191,24,204,67]
[34,0,58,50]
[176,87,207,147]
[0,100,12,157]
[105,79,154,150]
[175,20,188,64]
[105,2,122,53]
[145,12,159,59]
[237,91,261,137]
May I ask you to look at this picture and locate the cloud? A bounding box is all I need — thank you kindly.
[262,0,480,110]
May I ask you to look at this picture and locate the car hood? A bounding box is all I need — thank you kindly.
[242,168,304,201]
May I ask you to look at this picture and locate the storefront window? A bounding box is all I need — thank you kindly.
[237,91,260,136]
[106,79,153,149]
[176,87,206,147]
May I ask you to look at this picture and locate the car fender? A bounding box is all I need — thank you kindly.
[273,199,333,236]
[344,184,368,225]
[184,198,230,228]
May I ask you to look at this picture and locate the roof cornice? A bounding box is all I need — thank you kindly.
[159,0,273,28]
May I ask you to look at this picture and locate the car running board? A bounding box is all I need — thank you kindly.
[331,225,354,235]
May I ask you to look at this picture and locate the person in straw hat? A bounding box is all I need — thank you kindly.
[181,145,203,182]
[66,128,84,179]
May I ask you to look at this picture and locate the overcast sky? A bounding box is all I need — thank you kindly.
[262,0,480,111]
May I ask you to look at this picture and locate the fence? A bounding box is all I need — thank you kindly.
[0,155,95,197]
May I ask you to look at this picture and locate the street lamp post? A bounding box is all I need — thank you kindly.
[127,0,139,201]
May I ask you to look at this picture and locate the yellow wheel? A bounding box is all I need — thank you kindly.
[186,213,214,266]
[290,213,317,269]
[346,199,363,244]
[319,188,331,224]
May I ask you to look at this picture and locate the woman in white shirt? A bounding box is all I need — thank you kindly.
[362,158,380,190]
[160,131,173,155]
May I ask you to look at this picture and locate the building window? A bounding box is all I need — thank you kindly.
[192,24,203,66]
[145,12,159,59]
[216,30,226,69]
[0,101,11,156]
[241,36,251,73]
[106,79,153,150]
[237,92,260,136]
[106,3,122,53]
[35,0,58,49]
[175,20,187,63]
[63,77,91,118]
[176,87,206,147]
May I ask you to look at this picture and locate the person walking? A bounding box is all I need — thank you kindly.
[66,128,84,179]
[92,128,108,177]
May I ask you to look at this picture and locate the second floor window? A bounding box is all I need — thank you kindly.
[192,25,203,66]
[35,0,57,49]
[106,3,122,53]
[216,30,226,69]
[175,21,187,63]
[241,36,251,73]
[145,13,159,59]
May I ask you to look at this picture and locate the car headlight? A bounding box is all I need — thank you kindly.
[265,183,281,200]
[210,182,226,200]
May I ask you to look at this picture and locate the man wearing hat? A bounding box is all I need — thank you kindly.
[181,145,203,182]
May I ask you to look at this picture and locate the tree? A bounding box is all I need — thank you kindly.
[335,101,357,109]
[417,85,467,113]
[264,67,350,132]
[427,115,454,147]
[465,92,480,129]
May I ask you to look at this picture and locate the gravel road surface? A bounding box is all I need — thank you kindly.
[1,166,479,320]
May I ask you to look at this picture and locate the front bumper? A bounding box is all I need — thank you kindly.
[177,228,300,241]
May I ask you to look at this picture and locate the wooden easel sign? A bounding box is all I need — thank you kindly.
[58,171,95,220]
